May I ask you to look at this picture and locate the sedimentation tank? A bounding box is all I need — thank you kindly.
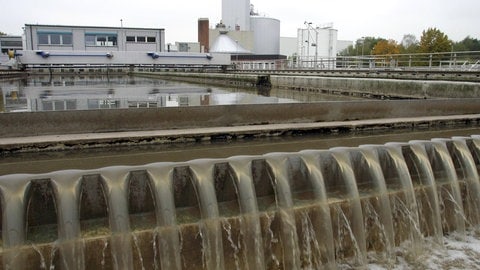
[1,72,480,268]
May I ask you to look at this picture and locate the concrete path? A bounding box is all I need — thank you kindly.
[1,114,479,152]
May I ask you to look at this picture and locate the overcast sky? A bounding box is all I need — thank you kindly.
[3,0,479,44]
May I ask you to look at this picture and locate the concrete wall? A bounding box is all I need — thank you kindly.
[271,76,480,99]
[1,99,480,138]
[137,72,480,99]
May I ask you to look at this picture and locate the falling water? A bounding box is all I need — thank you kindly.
[414,140,466,238]
[50,171,85,270]
[440,137,480,226]
[379,143,423,253]
[101,167,134,269]
[0,175,31,269]
[401,142,444,244]
[146,163,182,270]
[0,136,479,269]
[189,159,225,270]
[264,153,301,269]
[228,156,267,270]
[299,150,336,269]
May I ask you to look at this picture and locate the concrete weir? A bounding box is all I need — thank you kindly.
[1,136,480,269]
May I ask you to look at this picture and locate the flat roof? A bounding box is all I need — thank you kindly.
[25,24,164,31]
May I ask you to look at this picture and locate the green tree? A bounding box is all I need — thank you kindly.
[453,36,480,51]
[418,28,452,53]
[0,31,6,36]
[357,37,383,56]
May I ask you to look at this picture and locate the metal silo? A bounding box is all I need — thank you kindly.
[250,16,280,55]
[222,0,251,31]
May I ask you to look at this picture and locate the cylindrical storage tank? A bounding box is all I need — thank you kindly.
[250,16,280,55]
[222,0,251,31]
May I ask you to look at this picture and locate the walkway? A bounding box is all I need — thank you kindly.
[2,114,479,153]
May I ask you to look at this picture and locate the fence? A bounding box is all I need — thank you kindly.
[233,51,480,71]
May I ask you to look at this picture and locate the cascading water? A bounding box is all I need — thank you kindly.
[1,135,480,269]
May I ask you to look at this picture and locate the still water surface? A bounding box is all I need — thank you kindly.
[0,75,362,112]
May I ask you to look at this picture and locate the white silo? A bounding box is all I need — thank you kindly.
[250,16,280,55]
[222,0,251,31]
[298,25,338,68]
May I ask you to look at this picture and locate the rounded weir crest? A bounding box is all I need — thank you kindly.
[0,135,480,269]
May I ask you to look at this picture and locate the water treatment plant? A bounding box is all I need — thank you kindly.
[2,0,480,269]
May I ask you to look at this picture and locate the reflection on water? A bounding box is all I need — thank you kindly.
[0,75,362,112]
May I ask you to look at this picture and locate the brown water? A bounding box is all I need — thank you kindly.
[2,127,480,176]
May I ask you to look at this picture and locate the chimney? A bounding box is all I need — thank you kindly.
[198,18,210,53]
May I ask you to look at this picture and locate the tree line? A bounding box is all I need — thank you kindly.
[339,28,480,56]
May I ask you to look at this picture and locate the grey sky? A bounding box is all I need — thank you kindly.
[3,0,479,44]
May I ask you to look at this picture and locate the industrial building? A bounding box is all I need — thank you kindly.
[16,24,230,68]
[24,24,165,52]
[3,0,352,70]
[0,35,23,68]
[208,0,281,56]
[198,0,351,70]
[0,35,23,54]
[200,0,284,69]
[297,23,338,68]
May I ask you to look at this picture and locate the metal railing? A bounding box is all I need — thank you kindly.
[233,51,480,71]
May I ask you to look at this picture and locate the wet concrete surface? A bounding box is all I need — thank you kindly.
[1,126,480,176]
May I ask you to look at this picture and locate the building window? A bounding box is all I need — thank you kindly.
[125,36,156,43]
[50,34,61,45]
[1,40,23,47]
[38,34,49,44]
[37,32,73,45]
[85,33,118,47]
[62,35,72,45]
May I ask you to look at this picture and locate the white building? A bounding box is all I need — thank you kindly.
[297,24,338,68]
[24,24,165,52]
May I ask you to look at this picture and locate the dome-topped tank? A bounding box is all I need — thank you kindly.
[210,31,252,54]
